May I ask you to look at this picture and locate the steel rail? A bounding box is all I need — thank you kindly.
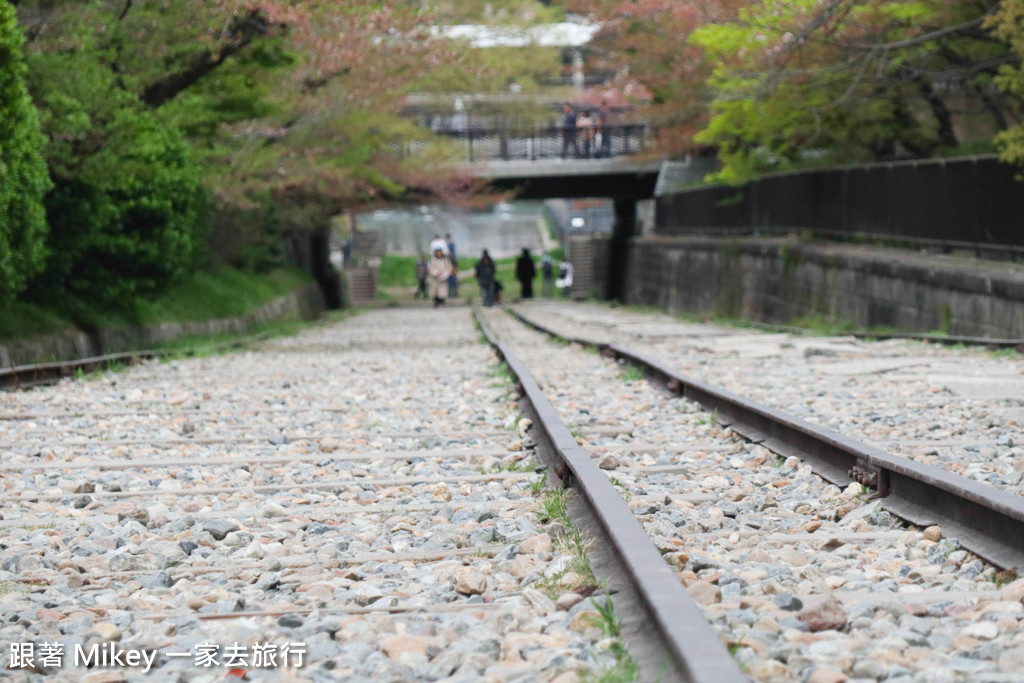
[506,305,1024,571]
[472,306,747,683]
[745,320,1024,350]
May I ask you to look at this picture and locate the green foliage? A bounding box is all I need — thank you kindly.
[988,0,1024,165]
[208,194,284,272]
[690,0,1014,181]
[7,1,477,321]
[618,363,643,382]
[132,266,311,326]
[21,38,209,314]
[0,3,51,303]
[535,486,598,595]
[376,254,425,288]
[0,300,68,341]
[0,265,312,342]
[580,592,640,683]
[938,304,952,335]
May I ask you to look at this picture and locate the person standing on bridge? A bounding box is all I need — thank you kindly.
[475,249,496,307]
[516,248,536,299]
[578,110,595,159]
[596,100,611,158]
[559,103,580,160]
[428,246,452,308]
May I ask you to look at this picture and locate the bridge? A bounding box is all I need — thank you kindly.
[473,158,662,200]
[467,156,714,299]
[432,123,649,163]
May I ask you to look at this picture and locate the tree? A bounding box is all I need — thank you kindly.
[0,1,50,304]
[21,16,208,311]
[986,0,1024,165]
[571,0,1017,181]
[14,1,469,308]
[691,0,1015,181]
[177,3,465,211]
[566,0,731,158]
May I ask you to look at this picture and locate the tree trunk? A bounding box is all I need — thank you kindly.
[919,80,959,148]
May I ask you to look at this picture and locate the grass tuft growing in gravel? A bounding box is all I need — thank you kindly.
[535,486,597,596]
[617,362,643,382]
[580,594,640,683]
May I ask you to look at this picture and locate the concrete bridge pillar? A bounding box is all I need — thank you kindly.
[608,197,637,302]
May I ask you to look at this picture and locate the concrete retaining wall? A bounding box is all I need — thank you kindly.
[624,237,1024,338]
[1,285,325,368]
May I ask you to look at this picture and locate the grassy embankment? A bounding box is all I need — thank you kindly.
[0,266,315,348]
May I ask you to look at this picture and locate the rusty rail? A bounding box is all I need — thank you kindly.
[0,333,271,391]
[504,305,1024,571]
[745,320,1024,350]
[472,305,748,683]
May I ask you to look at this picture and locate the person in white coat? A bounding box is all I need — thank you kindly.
[428,247,452,307]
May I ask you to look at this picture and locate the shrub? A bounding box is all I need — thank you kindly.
[0,4,51,303]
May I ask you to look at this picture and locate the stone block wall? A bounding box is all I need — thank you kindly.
[568,235,611,300]
[625,236,1024,338]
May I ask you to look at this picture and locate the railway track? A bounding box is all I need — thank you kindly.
[4,302,1024,681]
[506,301,1024,499]
[475,303,1024,682]
[0,309,640,682]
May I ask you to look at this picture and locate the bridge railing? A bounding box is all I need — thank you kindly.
[425,123,648,161]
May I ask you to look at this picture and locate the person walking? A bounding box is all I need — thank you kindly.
[556,261,574,297]
[541,253,554,297]
[474,249,497,307]
[559,103,580,159]
[414,253,428,300]
[445,232,459,298]
[428,247,452,308]
[515,248,536,299]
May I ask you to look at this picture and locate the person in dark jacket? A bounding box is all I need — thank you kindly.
[559,103,580,159]
[515,248,536,299]
[474,249,497,306]
[414,253,428,299]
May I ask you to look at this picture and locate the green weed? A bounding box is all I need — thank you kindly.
[992,569,1020,587]
[487,361,513,381]
[580,590,640,683]
[535,486,597,594]
[619,363,643,382]
[697,410,720,427]
[106,361,127,375]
